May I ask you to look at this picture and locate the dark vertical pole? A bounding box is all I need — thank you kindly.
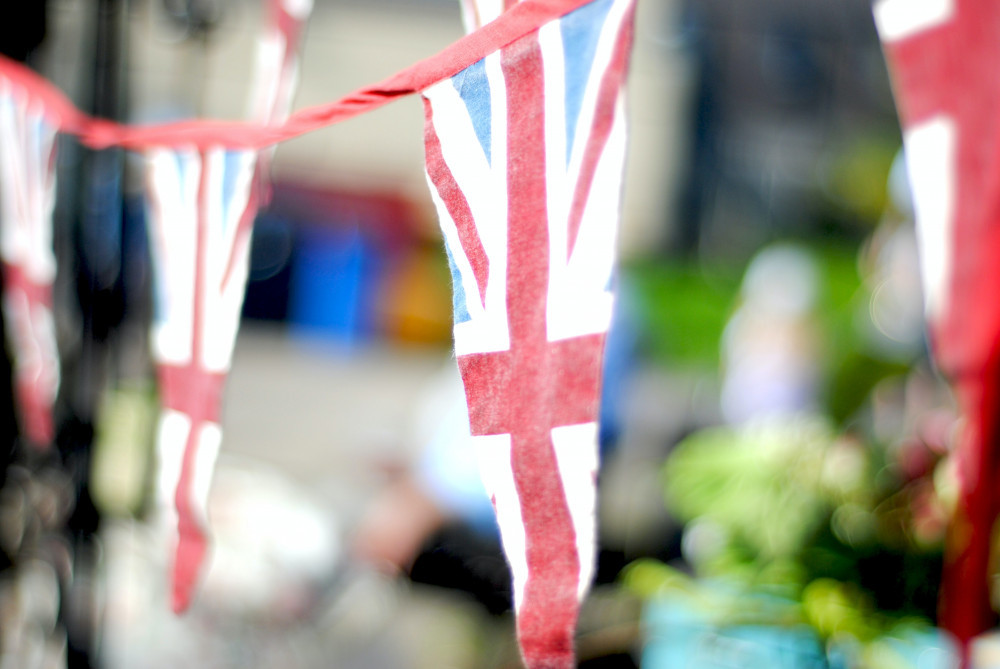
[61,1,129,667]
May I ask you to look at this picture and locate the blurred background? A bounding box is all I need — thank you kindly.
[0,0,966,667]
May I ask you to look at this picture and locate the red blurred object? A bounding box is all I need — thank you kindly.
[876,0,1000,659]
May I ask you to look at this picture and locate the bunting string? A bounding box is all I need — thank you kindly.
[0,0,596,151]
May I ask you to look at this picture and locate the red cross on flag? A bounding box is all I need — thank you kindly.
[423,0,635,665]
[0,72,61,448]
[875,0,1000,650]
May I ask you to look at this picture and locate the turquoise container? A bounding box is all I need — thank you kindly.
[641,598,958,669]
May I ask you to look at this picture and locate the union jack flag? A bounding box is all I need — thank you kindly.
[0,73,60,448]
[145,146,258,613]
[247,0,312,195]
[422,0,634,665]
[248,0,312,127]
[148,0,311,613]
[875,0,1000,649]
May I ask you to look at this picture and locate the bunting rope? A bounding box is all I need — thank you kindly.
[0,0,596,151]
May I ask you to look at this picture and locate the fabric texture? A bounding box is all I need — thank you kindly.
[146,147,259,613]
[875,0,1000,649]
[422,0,635,665]
[0,72,60,448]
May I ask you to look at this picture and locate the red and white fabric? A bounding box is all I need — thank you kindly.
[875,0,1000,650]
[248,0,312,127]
[0,72,60,448]
[149,0,312,613]
[146,146,258,613]
[423,0,635,665]
[247,0,312,199]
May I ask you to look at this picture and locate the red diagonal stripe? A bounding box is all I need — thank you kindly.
[220,163,259,292]
[157,365,227,425]
[565,3,634,258]
[2,264,53,308]
[2,264,56,447]
[424,97,491,306]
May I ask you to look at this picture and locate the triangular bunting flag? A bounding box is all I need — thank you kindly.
[146,146,259,613]
[149,0,312,613]
[0,72,61,448]
[422,0,634,665]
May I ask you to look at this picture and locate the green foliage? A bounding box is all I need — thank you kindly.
[625,242,865,379]
[624,231,953,662]
[638,412,947,649]
[663,418,841,564]
[625,259,740,367]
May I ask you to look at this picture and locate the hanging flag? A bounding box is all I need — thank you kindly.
[0,73,60,448]
[149,0,312,614]
[422,0,634,665]
[875,0,1000,652]
[248,0,312,127]
[146,146,258,613]
[247,0,312,198]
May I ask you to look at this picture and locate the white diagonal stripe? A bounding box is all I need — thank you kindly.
[903,115,955,321]
[551,423,599,600]
[474,433,528,610]
[874,0,954,43]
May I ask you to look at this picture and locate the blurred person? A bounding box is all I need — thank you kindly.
[352,361,513,614]
[719,244,823,424]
